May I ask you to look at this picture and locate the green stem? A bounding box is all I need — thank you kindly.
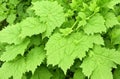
[71,20,78,29]
[86,12,96,20]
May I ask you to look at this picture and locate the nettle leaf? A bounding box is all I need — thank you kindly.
[110,26,120,44]
[0,38,30,61]
[83,13,106,35]
[45,32,104,73]
[6,13,16,24]
[26,46,46,73]
[20,17,46,38]
[107,0,120,9]
[32,1,65,37]
[0,46,46,79]
[73,68,85,79]
[0,56,26,79]
[31,66,52,79]
[81,45,120,79]
[105,12,119,28]
[0,24,23,44]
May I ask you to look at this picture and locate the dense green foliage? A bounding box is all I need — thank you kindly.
[0,0,120,79]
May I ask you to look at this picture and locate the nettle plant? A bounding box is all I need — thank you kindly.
[0,0,120,79]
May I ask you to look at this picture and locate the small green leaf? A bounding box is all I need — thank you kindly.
[108,0,120,9]
[60,28,73,36]
[84,13,106,35]
[0,38,30,61]
[73,68,85,79]
[31,66,52,79]
[105,12,119,28]
[6,13,16,24]
[113,65,120,79]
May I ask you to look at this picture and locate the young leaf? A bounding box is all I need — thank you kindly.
[108,0,120,9]
[32,1,65,37]
[84,13,106,35]
[105,12,119,28]
[73,68,85,79]
[81,45,120,79]
[110,26,120,44]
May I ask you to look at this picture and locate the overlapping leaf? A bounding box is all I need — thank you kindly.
[0,24,23,44]
[81,45,120,79]
[0,56,26,79]
[26,46,46,73]
[73,68,85,79]
[0,38,30,61]
[110,26,120,44]
[20,17,46,38]
[105,12,119,28]
[0,46,45,79]
[45,32,104,73]
[32,1,65,37]
[83,13,106,35]
[31,66,52,79]
[107,0,120,9]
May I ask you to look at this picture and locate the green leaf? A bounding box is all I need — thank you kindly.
[81,45,120,79]
[105,12,119,28]
[0,38,30,61]
[0,3,8,22]
[31,66,52,79]
[110,26,120,44]
[84,13,106,35]
[0,56,26,79]
[60,28,73,36]
[9,0,20,6]
[30,35,42,46]
[0,24,24,44]
[6,13,16,24]
[78,12,86,19]
[113,65,120,79]
[91,66,113,79]
[51,68,65,79]
[107,0,120,9]
[32,1,65,37]
[78,20,87,28]
[26,46,46,73]
[45,32,104,73]
[21,75,27,79]
[20,17,46,38]
[73,68,85,79]
[0,46,46,79]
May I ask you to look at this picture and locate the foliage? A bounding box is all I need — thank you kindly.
[0,0,120,79]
